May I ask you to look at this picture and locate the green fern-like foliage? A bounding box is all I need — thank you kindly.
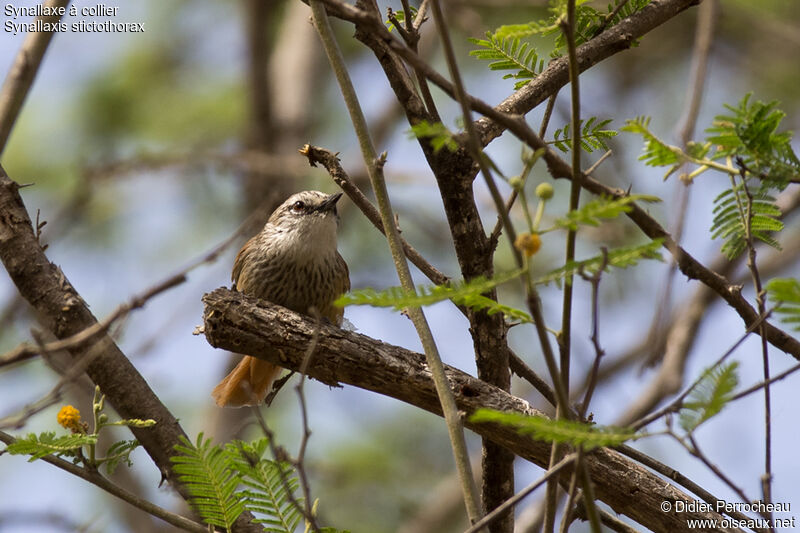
[624,95,798,259]
[621,116,683,179]
[707,93,800,186]
[407,120,459,154]
[550,0,652,52]
[625,95,799,185]
[550,193,661,231]
[679,362,739,433]
[470,0,651,86]
[103,439,141,475]
[171,434,245,531]
[226,439,304,533]
[5,432,97,462]
[337,269,532,323]
[468,33,546,89]
[551,117,617,153]
[766,278,800,331]
[710,184,783,259]
[534,239,664,286]
[470,408,637,450]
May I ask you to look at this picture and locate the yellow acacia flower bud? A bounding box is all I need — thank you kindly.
[514,232,542,257]
[57,405,83,433]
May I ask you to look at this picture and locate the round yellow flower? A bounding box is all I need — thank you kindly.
[515,232,542,258]
[57,405,83,433]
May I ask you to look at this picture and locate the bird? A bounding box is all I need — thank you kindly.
[212,190,350,407]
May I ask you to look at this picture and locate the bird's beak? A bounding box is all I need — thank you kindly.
[317,192,343,213]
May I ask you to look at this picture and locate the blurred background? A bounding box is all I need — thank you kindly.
[1,0,799,532]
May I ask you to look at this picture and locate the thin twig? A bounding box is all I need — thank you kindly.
[308,0,482,522]
[251,406,319,531]
[558,450,582,533]
[428,0,520,264]
[2,189,270,371]
[615,444,765,529]
[0,430,207,533]
[730,362,800,403]
[578,249,608,420]
[388,1,440,121]
[294,313,323,530]
[683,434,753,511]
[592,0,632,37]
[0,275,183,369]
[642,0,717,369]
[463,454,577,533]
[0,0,71,154]
[629,307,773,431]
[301,144,560,409]
[551,5,603,532]
[737,161,774,522]
[559,0,584,398]
[0,340,107,430]
[250,317,324,532]
[299,144,449,285]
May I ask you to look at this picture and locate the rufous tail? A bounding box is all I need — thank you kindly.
[212,356,281,407]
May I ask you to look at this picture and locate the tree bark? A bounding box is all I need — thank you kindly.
[0,167,261,533]
[202,287,740,533]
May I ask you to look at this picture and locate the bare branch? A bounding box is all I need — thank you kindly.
[0,0,70,154]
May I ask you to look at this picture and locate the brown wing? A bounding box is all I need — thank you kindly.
[326,252,350,326]
[231,235,258,291]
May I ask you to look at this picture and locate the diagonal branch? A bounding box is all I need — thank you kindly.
[0,430,207,533]
[0,0,70,155]
[0,166,261,533]
[201,287,739,533]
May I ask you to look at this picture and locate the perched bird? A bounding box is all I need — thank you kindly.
[212,190,350,407]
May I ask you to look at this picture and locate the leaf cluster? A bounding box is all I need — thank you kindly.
[551,117,617,153]
[171,434,333,533]
[679,362,739,433]
[337,269,534,323]
[5,431,97,462]
[407,120,459,154]
[469,0,652,88]
[4,387,153,474]
[624,95,800,186]
[710,184,783,259]
[548,193,660,232]
[468,32,547,89]
[621,116,683,177]
[707,94,800,185]
[470,408,638,450]
[766,278,800,331]
[534,239,664,286]
[339,237,664,320]
[624,94,798,259]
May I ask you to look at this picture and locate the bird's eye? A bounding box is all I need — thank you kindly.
[291,201,306,212]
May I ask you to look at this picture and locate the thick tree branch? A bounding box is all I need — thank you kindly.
[318,0,700,148]
[475,0,701,144]
[201,287,738,533]
[0,166,261,533]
